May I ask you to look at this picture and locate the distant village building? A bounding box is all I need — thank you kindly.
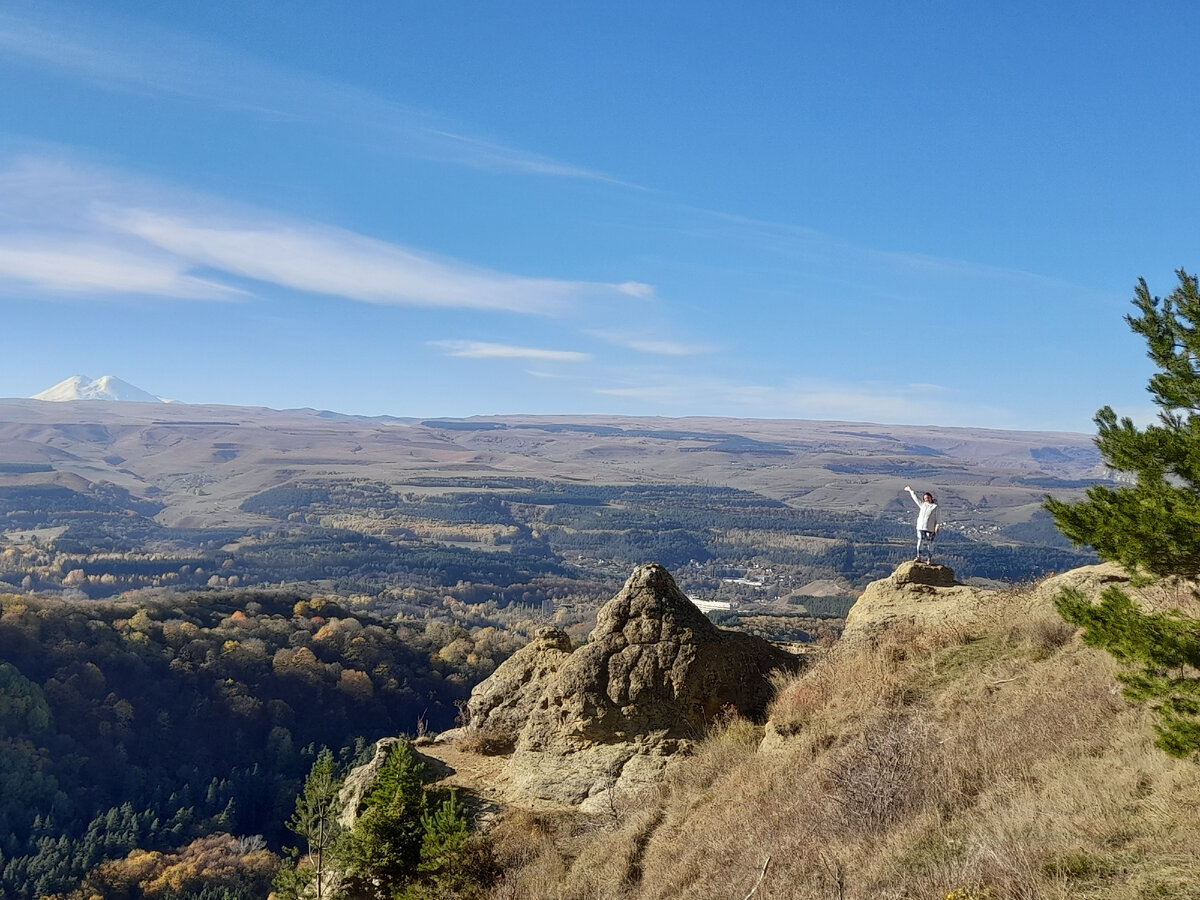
[689,595,734,613]
[722,577,765,588]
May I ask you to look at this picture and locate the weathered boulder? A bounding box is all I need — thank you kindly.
[891,559,958,587]
[459,626,574,752]
[843,560,989,639]
[503,563,802,810]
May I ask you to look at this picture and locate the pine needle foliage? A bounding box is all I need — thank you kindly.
[1046,269,1200,758]
[418,791,469,878]
[1055,586,1200,757]
[289,749,342,890]
[341,742,428,893]
[275,740,485,898]
[275,748,344,900]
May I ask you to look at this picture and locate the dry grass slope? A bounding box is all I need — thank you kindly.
[484,581,1200,899]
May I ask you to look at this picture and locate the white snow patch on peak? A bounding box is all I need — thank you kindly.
[32,375,167,403]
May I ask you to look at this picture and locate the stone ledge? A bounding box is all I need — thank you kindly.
[892,559,958,587]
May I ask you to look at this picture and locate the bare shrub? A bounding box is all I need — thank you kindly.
[569,803,666,893]
[867,618,976,659]
[486,810,581,900]
[667,708,761,798]
[705,704,760,743]
[820,710,935,835]
[454,727,515,756]
[1013,613,1077,655]
[952,824,1050,900]
[454,697,471,727]
[770,679,826,735]
[235,834,266,854]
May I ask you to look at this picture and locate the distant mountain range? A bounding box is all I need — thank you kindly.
[31,375,167,403]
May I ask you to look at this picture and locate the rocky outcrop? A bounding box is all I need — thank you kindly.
[843,560,988,639]
[501,563,802,810]
[1026,562,1200,618]
[336,737,449,830]
[1026,562,1129,610]
[840,558,1199,645]
[337,737,405,829]
[457,626,574,753]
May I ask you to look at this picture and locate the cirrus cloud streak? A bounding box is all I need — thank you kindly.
[429,340,592,362]
[0,3,631,185]
[595,375,1012,427]
[0,239,244,300]
[0,154,651,313]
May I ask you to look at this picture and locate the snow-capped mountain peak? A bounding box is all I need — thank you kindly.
[32,375,167,403]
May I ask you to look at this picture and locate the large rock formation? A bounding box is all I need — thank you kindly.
[500,563,802,810]
[843,560,986,639]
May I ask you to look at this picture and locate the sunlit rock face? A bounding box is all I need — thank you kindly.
[500,563,801,810]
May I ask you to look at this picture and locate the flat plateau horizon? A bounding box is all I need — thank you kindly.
[0,397,1100,535]
[12,374,1103,436]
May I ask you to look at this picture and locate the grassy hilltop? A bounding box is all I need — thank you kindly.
[482,568,1200,899]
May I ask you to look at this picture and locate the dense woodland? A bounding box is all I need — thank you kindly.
[0,589,524,897]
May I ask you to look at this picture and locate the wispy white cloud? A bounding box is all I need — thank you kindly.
[590,330,714,356]
[0,9,151,91]
[623,339,707,356]
[595,374,1011,426]
[430,340,592,362]
[615,281,656,298]
[0,4,630,184]
[0,240,243,299]
[525,369,585,379]
[637,202,1109,308]
[0,154,649,312]
[101,208,590,314]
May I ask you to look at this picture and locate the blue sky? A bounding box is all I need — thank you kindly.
[1,1,1197,431]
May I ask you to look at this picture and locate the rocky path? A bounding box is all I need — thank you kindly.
[413,737,517,825]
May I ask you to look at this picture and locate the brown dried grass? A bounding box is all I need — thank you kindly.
[454,727,516,757]
[485,583,1200,900]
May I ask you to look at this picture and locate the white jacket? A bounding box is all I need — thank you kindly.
[906,487,939,532]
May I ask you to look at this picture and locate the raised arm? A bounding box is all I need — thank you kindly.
[904,486,921,507]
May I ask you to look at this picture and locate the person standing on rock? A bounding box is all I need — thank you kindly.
[904,485,939,563]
